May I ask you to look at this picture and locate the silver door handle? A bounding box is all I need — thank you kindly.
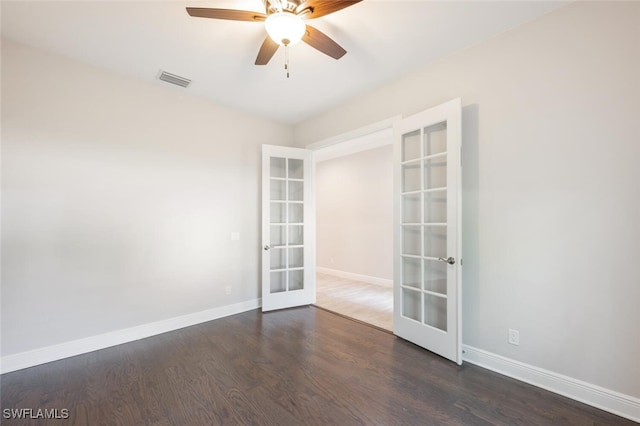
[264,245,272,251]
[438,257,456,265]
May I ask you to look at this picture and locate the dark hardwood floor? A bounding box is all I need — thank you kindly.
[1,306,634,425]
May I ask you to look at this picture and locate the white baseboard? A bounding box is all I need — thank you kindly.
[317,266,393,288]
[1,298,261,374]
[462,344,640,423]
[4,304,637,423]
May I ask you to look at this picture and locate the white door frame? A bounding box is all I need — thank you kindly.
[306,117,401,154]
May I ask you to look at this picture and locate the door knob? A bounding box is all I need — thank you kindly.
[264,244,272,251]
[438,257,456,265]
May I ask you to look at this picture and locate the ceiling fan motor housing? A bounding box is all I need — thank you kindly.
[265,0,302,15]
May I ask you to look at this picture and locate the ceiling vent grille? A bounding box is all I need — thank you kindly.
[158,71,191,88]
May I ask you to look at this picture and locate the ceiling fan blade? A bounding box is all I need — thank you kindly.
[255,36,279,65]
[186,7,266,22]
[302,25,347,60]
[296,0,362,19]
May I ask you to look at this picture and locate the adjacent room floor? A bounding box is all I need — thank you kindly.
[315,272,393,331]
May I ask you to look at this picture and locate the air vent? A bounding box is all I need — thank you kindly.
[158,71,191,88]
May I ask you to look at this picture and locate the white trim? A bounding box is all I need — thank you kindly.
[317,267,393,288]
[313,128,393,163]
[462,344,640,423]
[306,116,401,151]
[0,298,261,374]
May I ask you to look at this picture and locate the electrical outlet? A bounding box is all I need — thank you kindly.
[225,286,232,295]
[508,328,520,346]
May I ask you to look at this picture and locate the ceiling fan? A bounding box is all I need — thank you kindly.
[186,0,362,67]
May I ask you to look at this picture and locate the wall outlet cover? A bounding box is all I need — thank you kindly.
[508,328,520,345]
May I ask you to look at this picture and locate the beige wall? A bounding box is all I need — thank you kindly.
[1,39,293,356]
[316,145,393,280]
[296,2,640,398]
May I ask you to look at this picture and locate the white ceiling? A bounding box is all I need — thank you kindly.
[1,0,567,124]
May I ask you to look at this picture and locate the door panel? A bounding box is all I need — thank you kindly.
[262,145,315,312]
[393,99,462,364]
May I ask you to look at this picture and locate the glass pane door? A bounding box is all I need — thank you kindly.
[269,157,305,294]
[262,145,315,312]
[393,98,461,364]
[400,122,449,331]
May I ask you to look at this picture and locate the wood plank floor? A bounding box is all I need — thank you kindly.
[315,272,393,331]
[1,307,634,425]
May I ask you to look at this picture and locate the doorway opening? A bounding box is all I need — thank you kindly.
[263,100,461,363]
[311,125,394,331]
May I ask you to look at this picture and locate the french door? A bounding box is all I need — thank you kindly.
[393,99,462,364]
[261,145,315,312]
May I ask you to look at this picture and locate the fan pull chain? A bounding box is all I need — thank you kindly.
[284,45,290,78]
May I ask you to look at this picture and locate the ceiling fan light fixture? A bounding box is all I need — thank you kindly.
[265,12,306,46]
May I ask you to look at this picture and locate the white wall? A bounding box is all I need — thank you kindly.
[1,39,293,356]
[316,145,393,280]
[295,2,640,399]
